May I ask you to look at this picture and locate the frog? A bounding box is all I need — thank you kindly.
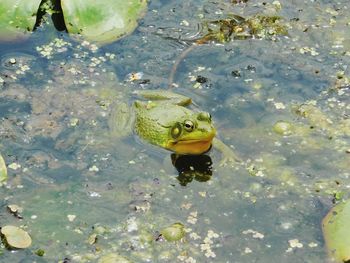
[109,89,241,165]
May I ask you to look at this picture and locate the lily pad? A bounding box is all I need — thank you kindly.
[1,225,32,249]
[61,0,148,44]
[322,200,350,262]
[0,0,41,41]
[0,153,7,185]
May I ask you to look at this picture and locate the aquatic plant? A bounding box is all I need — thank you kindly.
[0,0,147,44]
[0,0,42,41]
[0,153,7,185]
[197,14,288,43]
[0,225,32,249]
[323,200,350,262]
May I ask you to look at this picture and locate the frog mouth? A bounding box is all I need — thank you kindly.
[169,137,214,155]
[177,138,212,144]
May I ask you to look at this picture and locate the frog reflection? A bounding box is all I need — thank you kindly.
[171,153,213,186]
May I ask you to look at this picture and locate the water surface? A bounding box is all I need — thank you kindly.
[0,0,349,262]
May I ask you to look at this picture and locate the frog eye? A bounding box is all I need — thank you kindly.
[171,122,182,139]
[183,120,194,132]
[197,112,211,122]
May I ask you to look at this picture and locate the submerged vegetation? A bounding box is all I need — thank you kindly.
[195,14,288,44]
[167,12,288,87]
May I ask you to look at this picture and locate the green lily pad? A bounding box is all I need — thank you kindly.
[1,225,32,249]
[61,0,148,44]
[322,200,350,262]
[0,0,41,41]
[0,153,7,185]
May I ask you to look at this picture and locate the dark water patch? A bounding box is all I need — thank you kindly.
[0,99,31,118]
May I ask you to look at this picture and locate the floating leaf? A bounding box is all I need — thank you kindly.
[61,0,148,44]
[0,0,41,41]
[322,200,350,262]
[0,153,7,185]
[1,225,32,249]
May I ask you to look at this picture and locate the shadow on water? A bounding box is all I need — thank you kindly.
[34,0,67,32]
[171,153,212,186]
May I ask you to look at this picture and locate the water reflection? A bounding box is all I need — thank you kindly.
[171,153,212,186]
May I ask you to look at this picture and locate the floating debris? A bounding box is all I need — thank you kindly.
[187,211,198,224]
[69,118,80,127]
[274,102,286,110]
[67,214,77,222]
[244,247,253,254]
[242,229,265,239]
[126,72,144,82]
[7,204,23,219]
[89,165,99,172]
[200,230,220,258]
[36,38,72,58]
[8,162,21,170]
[87,233,98,245]
[288,239,303,249]
[308,242,318,248]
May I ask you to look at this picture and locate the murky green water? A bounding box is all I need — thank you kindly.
[0,0,349,262]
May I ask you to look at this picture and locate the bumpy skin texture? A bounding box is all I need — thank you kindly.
[134,92,216,155]
[110,90,240,163]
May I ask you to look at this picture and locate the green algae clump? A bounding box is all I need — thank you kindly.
[273,121,293,135]
[160,222,185,242]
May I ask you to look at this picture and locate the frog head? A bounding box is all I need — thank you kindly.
[135,102,216,155]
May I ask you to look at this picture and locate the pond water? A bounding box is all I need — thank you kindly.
[0,0,349,262]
